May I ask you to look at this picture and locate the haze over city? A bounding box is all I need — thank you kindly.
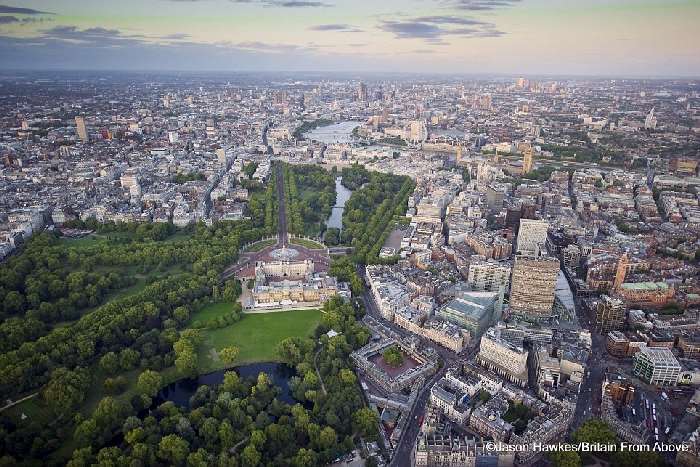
[0,0,699,76]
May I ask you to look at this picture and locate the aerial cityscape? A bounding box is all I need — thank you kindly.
[1,1,700,467]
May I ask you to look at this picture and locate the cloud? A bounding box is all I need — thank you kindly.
[230,0,330,6]
[0,5,53,14]
[0,28,364,72]
[40,26,134,47]
[233,40,315,53]
[379,15,503,42]
[445,0,521,11]
[309,23,362,32]
[160,32,190,40]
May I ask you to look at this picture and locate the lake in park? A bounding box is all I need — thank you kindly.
[326,176,353,231]
[155,362,295,408]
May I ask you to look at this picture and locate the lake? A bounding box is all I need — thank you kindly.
[155,362,295,408]
[304,120,360,144]
[326,176,353,231]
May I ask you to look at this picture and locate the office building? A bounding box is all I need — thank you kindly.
[632,345,681,386]
[467,258,511,293]
[509,255,559,318]
[645,107,657,130]
[594,295,626,333]
[358,82,367,102]
[409,120,428,143]
[477,327,529,386]
[485,185,505,211]
[436,291,500,338]
[516,218,549,256]
[75,116,88,142]
[415,434,512,467]
[522,146,533,174]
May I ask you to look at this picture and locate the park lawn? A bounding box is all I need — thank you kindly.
[244,238,277,252]
[189,300,237,325]
[196,309,321,372]
[290,237,325,250]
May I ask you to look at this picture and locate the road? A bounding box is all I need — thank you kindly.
[357,266,473,466]
[275,163,288,247]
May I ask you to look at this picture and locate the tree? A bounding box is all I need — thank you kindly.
[548,450,581,467]
[99,352,120,375]
[218,420,235,450]
[93,396,128,430]
[318,426,337,450]
[221,371,241,394]
[241,445,261,467]
[352,407,379,440]
[3,291,25,314]
[382,345,404,368]
[158,434,190,465]
[175,349,197,376]
[119,348,140,371]
[276,337,307,366]
[219,346,239,365]
[42,367,91,416]
[292,448,317,467]
[136,370,163,398]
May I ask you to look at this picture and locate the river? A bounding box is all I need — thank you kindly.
[326,176,353,231]
[304,120,359,144]
[154,362,295,408]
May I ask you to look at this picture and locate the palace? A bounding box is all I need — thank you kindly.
[249,252,339,309]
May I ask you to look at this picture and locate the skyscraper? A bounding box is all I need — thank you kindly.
[409,120,427,143]
[509,255,560,318]
[358,82,367,102]
[522,146,533,174]
[594,295,626,333]
[75,116,88,142]
[613,253,628,290]
[645,107,657,129]
[515,218,549,257]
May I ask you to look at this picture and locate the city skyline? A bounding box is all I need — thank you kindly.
[0,0,699,76]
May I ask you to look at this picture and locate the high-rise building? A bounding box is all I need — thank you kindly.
[594,295,626,333]
[613,253,628,290]
[522,146,533,174]
[467,258,511,294]
[409,120,428,143]
[216,148,227,166]
[485,186,504,211]
[436,290,501,338]
[509,255,559,318]
[357,82,367,102]
[477,326,529,386]
[75,116,88,142]
[632,345,681,386]
[456,145,464,165]
[515,218,549,256]
[645,107,657,130]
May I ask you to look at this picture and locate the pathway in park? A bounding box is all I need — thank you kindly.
[275,163,288,247]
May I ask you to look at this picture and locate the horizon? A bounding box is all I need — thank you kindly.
[0,0,699,76]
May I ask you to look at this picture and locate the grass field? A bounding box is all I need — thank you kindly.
[188,300,236,327]
[195,308,321,372]
[290,237,325,250]
[244,238,277,252]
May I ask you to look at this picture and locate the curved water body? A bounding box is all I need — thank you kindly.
[155,362,295,408]
[326,176,353,231]
[304,120,359,144]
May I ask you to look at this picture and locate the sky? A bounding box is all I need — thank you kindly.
[0,0,698,76]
